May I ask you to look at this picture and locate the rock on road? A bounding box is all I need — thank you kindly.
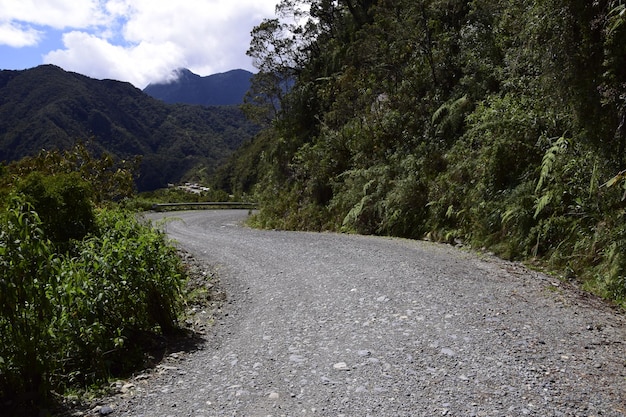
[114,210,626,416]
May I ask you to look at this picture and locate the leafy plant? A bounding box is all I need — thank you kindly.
[602,169,626,201]
[15,171,95,245]
[0,140,197,416]
[0,196,57,401]
[534,136,569,219]
[0,201,185,405]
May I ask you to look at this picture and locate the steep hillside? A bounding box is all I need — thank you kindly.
[143,68,252,106]
[224,0,626,305]
[0,65,258,190]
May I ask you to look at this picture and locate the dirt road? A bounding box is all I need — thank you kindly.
[112,210,626,416]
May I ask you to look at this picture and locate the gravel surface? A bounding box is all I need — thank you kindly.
[101,210,625,417]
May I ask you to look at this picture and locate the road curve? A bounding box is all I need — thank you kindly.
[115,210,626,416]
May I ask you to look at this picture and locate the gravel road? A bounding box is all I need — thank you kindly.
[109,210,625,417]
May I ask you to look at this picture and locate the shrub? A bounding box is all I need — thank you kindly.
[0,196,57,400]
[0,200,185,403]
[15,171,95,245]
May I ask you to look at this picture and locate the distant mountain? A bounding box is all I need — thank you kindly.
[0,65,258,191]
[143,68,253,106]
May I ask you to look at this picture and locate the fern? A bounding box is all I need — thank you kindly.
[445,204,455,219]
[431,95,470,133]
[536,136,568,193]
[608,2,625,34]
[534,191,553,219]
[534,136,568,219]
[501,206,520,226]
[343,199,364,228]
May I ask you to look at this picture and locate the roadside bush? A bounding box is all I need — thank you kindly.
[15,171,96,245]
[82,209,184,337]
[0,197,57,401]
[0,198,185,403]
[5,143,137,204]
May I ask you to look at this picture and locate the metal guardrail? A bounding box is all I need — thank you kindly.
[151,202,258,211]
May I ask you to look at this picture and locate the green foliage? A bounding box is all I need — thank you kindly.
[0,197,57,400]
[225,0,626,306]
[71,209,184,342]
[15,171,95,244]
[0,143,141,246]
[602,169,626,201]
[0,146,187,406]
[0,201,185,403]
[3,142,137,204]
[211,130,275,196]
[124,186,235,212]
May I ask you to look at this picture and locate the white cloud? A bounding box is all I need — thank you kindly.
[0,0,107,29]
[0,0,108,47]
[0,21,42,47]
[3,0,279,87]
[113,0,278,83]
[44,31,186,87]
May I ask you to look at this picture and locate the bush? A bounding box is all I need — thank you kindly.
[15,171,96,245]
[0,197,57,401]
[0,198,185,403]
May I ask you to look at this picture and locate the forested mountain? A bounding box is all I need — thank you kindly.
[143,68,253,106]
[0,65,258,190]
[218,0,626,304]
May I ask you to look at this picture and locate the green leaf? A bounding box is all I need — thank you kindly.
[534,192,553,219]
[536,136,568,193]
[601,169,626,189]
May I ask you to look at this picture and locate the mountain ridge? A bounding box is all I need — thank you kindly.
[143,68,253,106]
[0,65,258,191]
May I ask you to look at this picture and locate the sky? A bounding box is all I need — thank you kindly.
[0,0,279,88]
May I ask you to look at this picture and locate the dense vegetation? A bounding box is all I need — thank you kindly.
[0,146,186,411]
[219,0,626,305]
[0,65,259,190]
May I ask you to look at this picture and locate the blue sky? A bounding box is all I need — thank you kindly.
[0,0,278,88]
